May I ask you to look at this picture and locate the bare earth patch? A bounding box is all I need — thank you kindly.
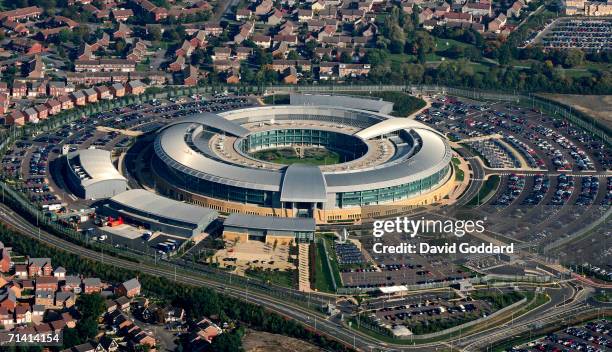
[243,330,324,352]
[540,94,612,129]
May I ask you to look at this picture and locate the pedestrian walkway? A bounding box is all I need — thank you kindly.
[298,243,311,292]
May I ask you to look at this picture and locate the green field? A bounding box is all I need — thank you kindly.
[252,147,341,166]
[245,268,296,288]
[452,157,464,181]
[312,235,342,293]
[467,175,501,207]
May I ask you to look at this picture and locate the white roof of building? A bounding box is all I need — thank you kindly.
[156,106,450,194]
[355,118,438,140]
[67,149,126,187]
[109,189,217,226]
[290,93,394,114]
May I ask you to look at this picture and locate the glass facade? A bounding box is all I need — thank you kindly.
[153,155,274,206]
[156,149,450,209]
[241,129,368,161]
[334,165,451,207]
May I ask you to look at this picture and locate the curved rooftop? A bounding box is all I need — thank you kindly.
[355,118,439,140]
[159,112,249,137]
[154,105,451,194]
[109,189,218,226]
[67,149,126,187]
[280,164,327,203]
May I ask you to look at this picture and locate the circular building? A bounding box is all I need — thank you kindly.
[151,105,454,224]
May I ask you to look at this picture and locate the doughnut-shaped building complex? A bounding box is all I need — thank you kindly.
[151,105,454,224]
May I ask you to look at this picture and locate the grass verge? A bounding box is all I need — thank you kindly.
[466,175,500,207]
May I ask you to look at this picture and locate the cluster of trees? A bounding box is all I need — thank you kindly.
[367,3,611,94]
[364,58,612,94]
[517,47,587,68]
[62,294,107,348]
[0,224,354,352]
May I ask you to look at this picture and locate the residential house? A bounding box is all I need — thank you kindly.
[114,22,132,39]
[82,278,103,293]
[48,81,67,97]
[34,105,48,120]
[0,245,9,272]
[203,23,223,36]
[110,83,126,98]
[297,8,313,21]
[94,86,112,100]
[252,34,271,48]
[190,30,207,48]
[507,1,524,17]
[235,8,252,21]
[12,82,27,99]
[31,304,45,323]
[74,59,136,73]
[116,278,141,298]
[0,307,12,328]
[112,8,134,22]
[444,12,473,23]
[45,99,61,115]
[14,264,28,277]
[6,111,25,125]
[184,65,200,86]
[235,47,253,60]
[84,88,98,103]
[462,2,491,16]
[267,9,283,25]
[169,55,186,72]
[58,95,74,110]
[0,289,17,310]
[28,258,52,277]
[14,305,31,324]
[283,66,298,84]
[115,296,131,311]
[70,91,86,106]
[0,95,8,115]
[34,290,54,307]
[225,70,240,84]
[270,59,311,72]
[255,0,273,15]
[488,13,506,31]
[126,80,146,95]
[338,63,370,77]
[213,47,231,60]
[0,6,42,22]
[176,40,194,57]
[194,318,222,343]
[55,291,75,308]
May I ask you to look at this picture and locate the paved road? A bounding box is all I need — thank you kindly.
[452,146,485,208]
[0,202,593,352]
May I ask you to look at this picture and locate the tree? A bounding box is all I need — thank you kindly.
[498,45,511,66]
[114,39,127,56]
[287,50,300,60]
[417,46,426,64]
[148,26,162,41]
[564,49,584,68]
[191,49,206,66]
[340,51,352,63]
[210,329,244,352]
[163,29,179,42]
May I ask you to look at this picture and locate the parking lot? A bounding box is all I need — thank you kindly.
[510,319,611,351]
[534,18,612,51]
[414,95,611,261]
